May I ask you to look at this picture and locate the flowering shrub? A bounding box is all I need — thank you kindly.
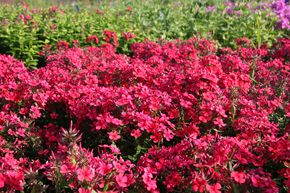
[271,0,290,29]
[0,37,289,192]
[0,0,287,68]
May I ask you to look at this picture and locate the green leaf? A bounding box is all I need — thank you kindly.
[103,182,109,192]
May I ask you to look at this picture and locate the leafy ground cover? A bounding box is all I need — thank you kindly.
[0,0,289,68]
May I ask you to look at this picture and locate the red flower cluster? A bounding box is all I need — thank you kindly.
[0,37,289,192]
[104,30,119,47]
[86,35,99,45]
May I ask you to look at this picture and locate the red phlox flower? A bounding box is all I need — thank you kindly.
[206,183,221,193]
[56,40,69,50]
[131,129,141,138]
[108,131,121,141]
[77,167,95,182]
[231,171,246,184]
[0,173,4,188]
[122,32,135,41]
[95,9,104,15]
[86,35,99,45]
[103,30,118,47]
[116,173,134,188]
[78,188,92,193]
[29,105,41,119]
[97,162,113,175]
[127,6,132,12]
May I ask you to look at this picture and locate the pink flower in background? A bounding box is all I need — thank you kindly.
[72,39,79,47]
[122,32,135,41]
[50,24,57,30]
[96,9,104,15]
[25,14,32,20]
[271,0,290,29]
[20,0,29,9]
[104,30,119,47]
[86,35,99,45]
[56,40,69,50]
[127,6,132,12]
[206,5,216,12]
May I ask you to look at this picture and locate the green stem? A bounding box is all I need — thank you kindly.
[229,161,239,193]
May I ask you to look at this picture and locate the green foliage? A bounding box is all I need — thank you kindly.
[0,0,288,68]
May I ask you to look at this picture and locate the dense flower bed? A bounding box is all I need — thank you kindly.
[0,37,289,192]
